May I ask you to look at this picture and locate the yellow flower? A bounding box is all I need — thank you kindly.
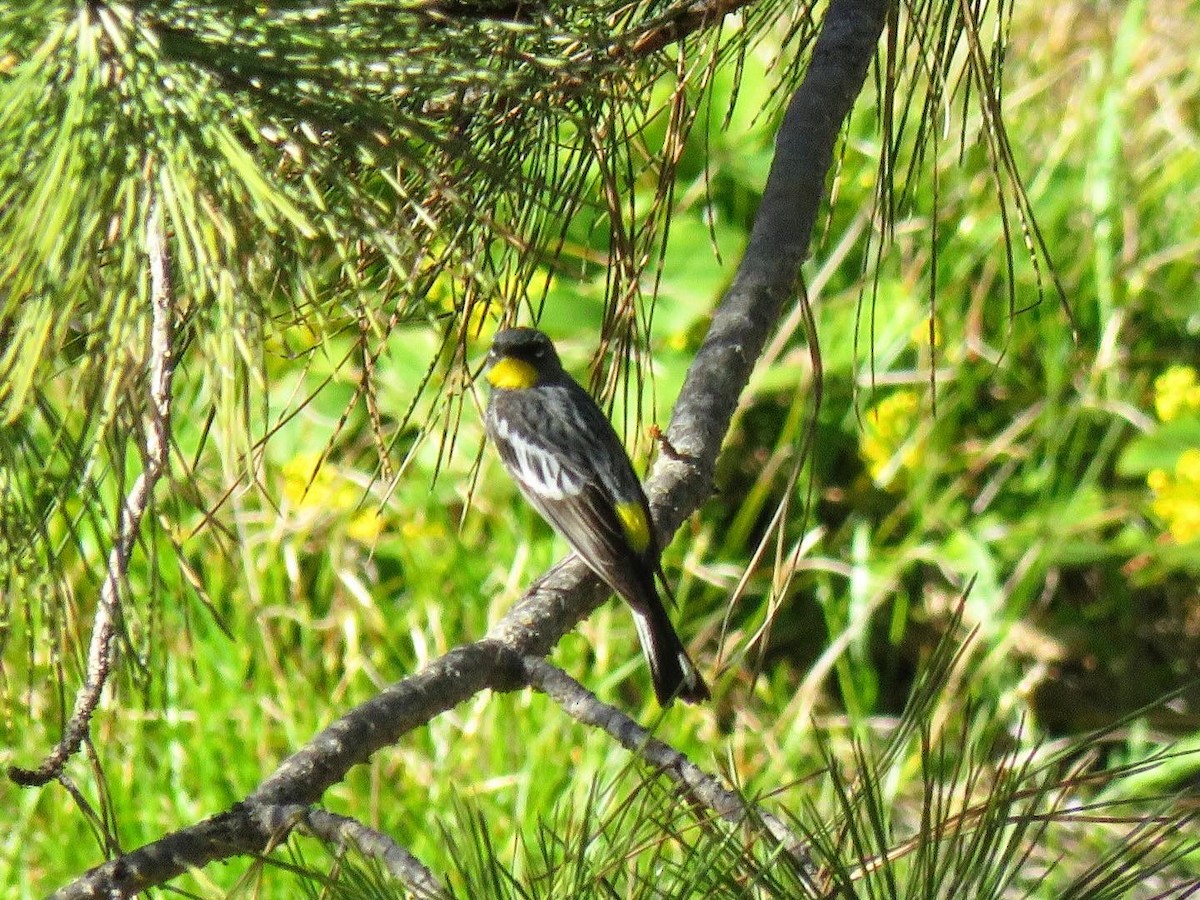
[1153,365,1200,423]
[909,317,942,349]
[861,391,922,488]
[283,453,337,510]
[1180,448,1200,482]
[282,452,383,543]
[1148,449,1200,544]
[347,510,385,543]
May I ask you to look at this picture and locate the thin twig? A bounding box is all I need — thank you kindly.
[626,0,756,56]
[257,805,449,899]
[10,202,177,788]
[521,656,813,867]
[52,1,888,893]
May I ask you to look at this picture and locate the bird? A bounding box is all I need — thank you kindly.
[482,326,709,705]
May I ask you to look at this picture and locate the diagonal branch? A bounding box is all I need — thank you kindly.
[520,656,813,870]
[51,0,888,894]
[10,202,177,788]
[267,805,450,899]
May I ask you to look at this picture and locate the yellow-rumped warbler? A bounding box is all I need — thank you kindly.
[483,327,709,705]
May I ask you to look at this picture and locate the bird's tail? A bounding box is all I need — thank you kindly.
[630,593,710,706]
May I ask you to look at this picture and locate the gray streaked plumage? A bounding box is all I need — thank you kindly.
[483,327,709,705]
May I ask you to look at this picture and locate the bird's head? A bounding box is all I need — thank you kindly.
[483,327,562,390]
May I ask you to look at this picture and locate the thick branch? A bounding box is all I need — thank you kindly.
[652,0,887,527]
[10,203,176,787]
[46,802,450,900]
[53,1,888,894]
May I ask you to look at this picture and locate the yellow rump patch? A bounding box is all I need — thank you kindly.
[486,357,539,390]
[615,501,652,553]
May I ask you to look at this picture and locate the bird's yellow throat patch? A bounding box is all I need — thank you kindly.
[486,357,539,390]
[615,501,651,553]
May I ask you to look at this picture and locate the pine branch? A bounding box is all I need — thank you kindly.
[521,656,813,870]
[9,203,177,788]
[271,805,449,899]
[627,0,760,56]
[50,0,888,894]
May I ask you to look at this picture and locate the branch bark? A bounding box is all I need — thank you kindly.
[521,656,813,871]
[273,805,449,899]
[52,0,888,894]
[10,203,176,788]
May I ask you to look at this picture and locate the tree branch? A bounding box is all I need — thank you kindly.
[52,0,888,893]
[521,656,813,870]
[274,805,449,899]
[652,0,887,528]
[10,202,177,788]
[627,0,758,57]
